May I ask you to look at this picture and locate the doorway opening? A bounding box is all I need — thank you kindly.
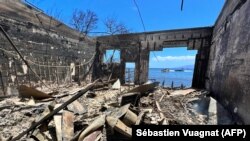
[125,62,135,84]
[149,47,197,88]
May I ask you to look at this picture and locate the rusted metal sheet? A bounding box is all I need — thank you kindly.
[82,130,102,141]
[78,115,106,141]
[18,85,53,100]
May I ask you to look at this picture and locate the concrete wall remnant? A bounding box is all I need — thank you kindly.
[206,0,250,124]
[96,27,213,86]
[0,0,95,95]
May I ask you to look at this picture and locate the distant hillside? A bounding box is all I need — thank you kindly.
[171,64,195,70]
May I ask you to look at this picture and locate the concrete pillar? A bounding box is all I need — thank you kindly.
[134,47,149,85]
[92,42,104,81]
[192,38,211,88]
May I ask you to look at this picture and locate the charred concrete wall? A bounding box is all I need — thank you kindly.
[206,0,250,124]
[96,28,212,85]
[93,41,149,84]
[0,0,96,95]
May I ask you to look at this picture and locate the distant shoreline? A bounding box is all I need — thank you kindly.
[126,68,194,70]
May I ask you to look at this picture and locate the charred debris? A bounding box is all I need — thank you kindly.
[0,78,237,141]
[0,1,247,141]
[0,9,239,141]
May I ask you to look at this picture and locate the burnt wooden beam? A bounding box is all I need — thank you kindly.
[0,71,5,95]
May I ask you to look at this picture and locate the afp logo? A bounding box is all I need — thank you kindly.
[222,129,246,138]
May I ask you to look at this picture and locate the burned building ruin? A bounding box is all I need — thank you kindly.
[0,0,250,140]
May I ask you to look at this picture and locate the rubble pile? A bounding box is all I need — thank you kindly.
[0,80,236,141]
[140,88,235,125]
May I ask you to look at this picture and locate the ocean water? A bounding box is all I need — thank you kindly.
[125,68,194,87]
[149,68,194,87]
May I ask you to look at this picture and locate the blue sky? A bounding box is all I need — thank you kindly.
[27,0,225,68]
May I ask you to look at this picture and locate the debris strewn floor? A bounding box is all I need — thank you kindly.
[0,80,236,140]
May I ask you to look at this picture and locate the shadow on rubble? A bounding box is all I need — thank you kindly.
[190,94,239,125]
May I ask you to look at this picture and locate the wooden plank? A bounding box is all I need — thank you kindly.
[159,90,170,102]
[54,115,62,141]
[155,101,162,112]
[170,89,196,96]
[54,104,63,141]
[31,129,48,141]
[62,111,74,141]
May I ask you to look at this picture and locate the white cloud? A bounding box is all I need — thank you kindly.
[153,55,195,61]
